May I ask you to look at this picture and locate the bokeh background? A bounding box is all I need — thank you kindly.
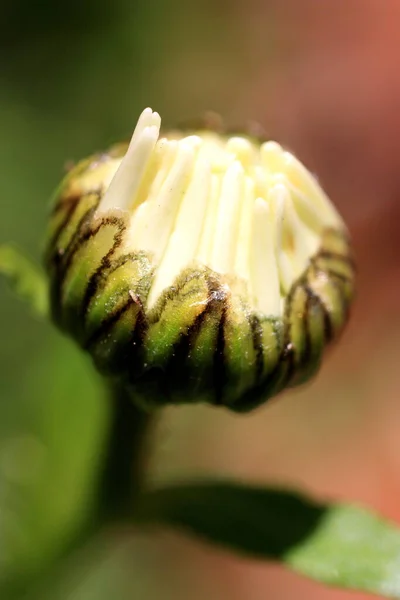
[1,0,400,598]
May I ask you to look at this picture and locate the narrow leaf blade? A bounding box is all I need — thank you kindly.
[135,480,400,599]
[0,245,48,317]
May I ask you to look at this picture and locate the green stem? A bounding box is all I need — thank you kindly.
[98,384,153,520]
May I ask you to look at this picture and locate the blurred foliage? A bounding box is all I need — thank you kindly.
[0,246,48,317]
[0,0,163,595]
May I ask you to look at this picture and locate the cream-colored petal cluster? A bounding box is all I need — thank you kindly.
[97,108,343,315]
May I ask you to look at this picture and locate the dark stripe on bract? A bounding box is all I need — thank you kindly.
[49,201,99,323]
[316,264,353,285]
[81,252,134,315]
[84,292,136,351]
[121,292,148,375]
[323,227,352,247]
[80,219,127,319]
[128,298,148,362]
[249,314,264,384]
[300,285,313,366]
[120,294,151,388]
[303,282,333,344]
[275,225,354,389]
[327,274,349,323]
[99,252,141,281]
[95,251,152,297]
[164,298,210,400]
[149,268,204,324]
[46,194,81,257]
[59,212,126,338]
[282,285,297,385]
[56,200,100,278]
[62,213,123,291]
[130,296,147,346]
[213,302,227,405]
[231,322,286,413]
[82,252,152,337]
[169,298,207,363]
[313,261,354,314]
[87,291,147,378]
[317,250,355,270]
[51,190,80,215]
[203,276,228,406]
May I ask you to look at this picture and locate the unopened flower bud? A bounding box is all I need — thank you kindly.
[45,108,354,411]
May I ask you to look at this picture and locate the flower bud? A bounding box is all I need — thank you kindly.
[45,108,354,411]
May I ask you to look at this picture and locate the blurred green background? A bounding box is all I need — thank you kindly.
[2,1,400,598]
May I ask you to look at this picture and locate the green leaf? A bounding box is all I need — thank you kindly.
[135,480,400,599]
[0,245,48,317]
[0,328,109,595]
